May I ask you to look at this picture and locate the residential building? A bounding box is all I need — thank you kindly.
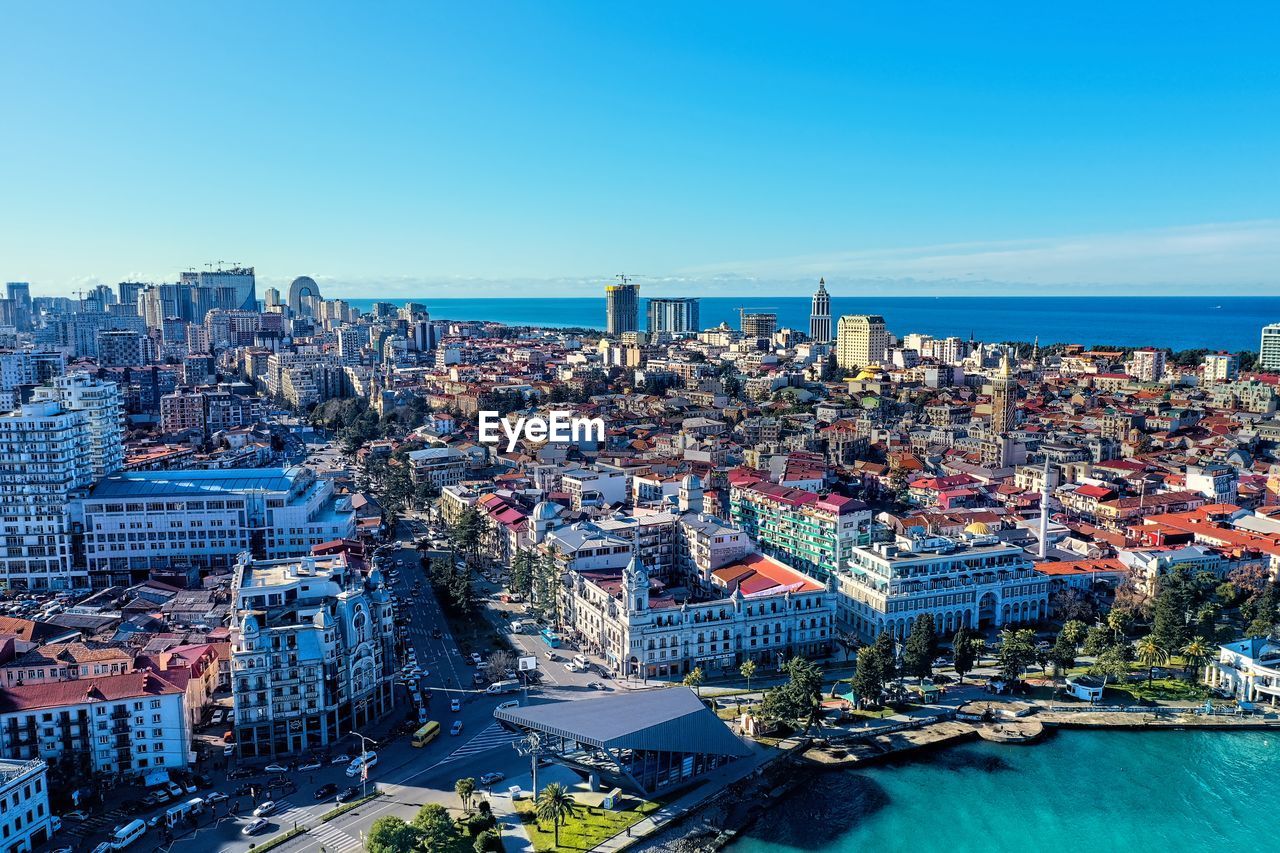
[1202,352,1240,382]
[1261,323,1280,371]
[0,671,189,780]
[836,314,888,371]
[646,298,700,335]
[740,312,777,341]
[729,477,871,580]
[605,281,639,336]
[406,446,467,490]
[0,758,54,852]
[230,553,396,757]
[561,468,628,510]
[1129,348,1167,382]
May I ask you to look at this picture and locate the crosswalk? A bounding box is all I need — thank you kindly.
[272,800,362,853]
[62,809,126,842]
[439,722,523,765]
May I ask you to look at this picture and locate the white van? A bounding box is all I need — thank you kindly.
[111,818,147,849]
[345,751,378,777]
[485,679,520,695]
[165,798,204,827]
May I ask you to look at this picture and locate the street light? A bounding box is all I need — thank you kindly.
[513,731,545,799]
[350,730,375,800]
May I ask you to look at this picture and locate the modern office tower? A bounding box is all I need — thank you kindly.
[647,297,700,334]
[1129,348,1167,382]
[285,276,320,316]
[0,397,94,588]
[1202,352,1240,382]
[5,283,31,331]
[263,286,281,308]
[605,281,640,336]
[835,314,888,370]
[990,351,1018,434]
[1261,323,1280,371]
[229,552,396,758]
[39,372,124,481]
[117,281,146,308]
[740,312,777,340]
[95,329,150,367]
[810,278,832,342]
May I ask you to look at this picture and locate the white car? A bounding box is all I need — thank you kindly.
[298,760,322,772]
[450,720,464,736]
[242,818,268,836]
[331,754,351,764]
[450,698,461,712]
[253,801,277,817]
[264,764,288,773]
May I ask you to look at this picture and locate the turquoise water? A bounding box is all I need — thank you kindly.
[729,730,1279,853]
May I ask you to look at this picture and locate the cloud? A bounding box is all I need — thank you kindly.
[676,220,1280,289]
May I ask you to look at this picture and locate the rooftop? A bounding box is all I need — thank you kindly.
[87,467,305,500]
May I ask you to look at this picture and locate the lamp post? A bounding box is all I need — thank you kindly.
[513,731,545,799]
[350,730,375,800]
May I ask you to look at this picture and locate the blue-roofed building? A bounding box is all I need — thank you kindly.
[78,466,356,587]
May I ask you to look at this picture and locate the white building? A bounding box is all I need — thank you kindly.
[1207,638,1280,706]
[835,315,888,371]
[79,466,356,587]
[0,759,54,852]
[0,671,189,781]
[837,532,1050,641]
[1202,352,1240,383]
[1261,323,1280,371]
[0,399,95,589]
[560,468,628,510]
[406,446,467,490]
[1128,348,1167,383]
[230,553,396,758]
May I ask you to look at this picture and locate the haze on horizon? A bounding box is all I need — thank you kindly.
[2,3,1277,299]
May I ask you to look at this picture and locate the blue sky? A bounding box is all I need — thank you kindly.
[2,3,1278,297]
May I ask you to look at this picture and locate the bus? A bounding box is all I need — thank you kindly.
[540,628,561,648]
[412,721,441,747]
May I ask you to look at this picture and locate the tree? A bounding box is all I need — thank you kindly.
[1061,619,1089,649]
[1089,646,1130,688]
[761,657,825,730]
[474,828,503,853]
[683,666,705,697]
[413,803,458,849]
[510,550,534,598]
[1135,636,1169,687]
[951,627,976,683]
[1181,636,1211,678]
[873,630,898,684]
[995,628,1037,683]
[1107,607,1134,643]
[367,816,422,853]
[739,659,757,692]
[1049,629,1077,678]
[902,614,938,681]
[851,645,887,708]
[1082,626,1112,656]
[487,651,516,680]
[1246,616,1274,639]
[455,777,477,814]
[534,782,579,848]
[833,629,859,662]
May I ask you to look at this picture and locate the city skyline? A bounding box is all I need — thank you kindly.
[3,4,1278,297]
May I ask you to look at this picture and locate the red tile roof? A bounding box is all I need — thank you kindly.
[0,670,183,713]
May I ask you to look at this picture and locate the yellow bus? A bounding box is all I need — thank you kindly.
[412,721,441,747]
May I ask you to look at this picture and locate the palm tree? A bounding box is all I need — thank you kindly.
[1181,636,1211,679]
[739,659,757,692]
[534,782,579,848]
[683,666,705,697]
[1136,636,1169,687]
[455,777,476,814]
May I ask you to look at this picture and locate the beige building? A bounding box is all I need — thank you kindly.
[835,314,888,371]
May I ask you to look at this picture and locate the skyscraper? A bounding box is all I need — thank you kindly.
[647,298,700,334]
[1261,323,1280,371]
[990,351,1018,434]
[605,280,640,336]
[809,278,831,342]
[5,283,31,331]
[741,312,777,340]
[835,314,887,370]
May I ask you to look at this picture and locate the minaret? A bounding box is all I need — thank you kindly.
[1037,457,1051,559]
[809,278,832,343]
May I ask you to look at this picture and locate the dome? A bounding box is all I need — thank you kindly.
[533,501,562,522]
[965,521,992,535]
[680,474,702,490]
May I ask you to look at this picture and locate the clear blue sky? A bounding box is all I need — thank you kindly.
[3,3,1278,297]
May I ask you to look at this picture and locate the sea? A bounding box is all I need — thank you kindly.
[727,729,1278,853]
[347,296,1276,352]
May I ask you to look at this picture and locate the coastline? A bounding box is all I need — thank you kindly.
[630,709,1280,853]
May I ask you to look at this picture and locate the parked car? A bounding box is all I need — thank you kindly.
[336,786,361,803]
[206,792,229,805]
[469,652,484,666]
[479,771,506,786]
[314,783,337,800]
[224,745,235,756]
[264,764,288,773]
[166,782,184,798]
[298,760,322,772]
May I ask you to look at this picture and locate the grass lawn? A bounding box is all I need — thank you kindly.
[515,798,662,851]
[1107,677,1211,703]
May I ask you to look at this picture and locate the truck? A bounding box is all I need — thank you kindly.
[485,679,521,695]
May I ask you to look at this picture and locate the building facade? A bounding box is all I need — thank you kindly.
[836,314,888,371]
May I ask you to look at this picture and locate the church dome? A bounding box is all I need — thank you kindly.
[965,521,992,535]
[533,501,562,521]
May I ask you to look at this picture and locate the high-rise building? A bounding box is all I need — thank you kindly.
[647,298,700,334]
[95,329,150,367]
[740,312,777,340]
[605,281,640,336]
[809,278,831,342]
[5,283,31,331]
[39,372,125,482]
[1261,323,1280,371]
[180,266,258,314]
[990,352,1018,434]
[230,552,396,758]
[1202,352,1240,382]
[835,314,887,371]
[1129,348,1167,382]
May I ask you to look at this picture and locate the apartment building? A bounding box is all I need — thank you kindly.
[406,447,467,490]
[230,553,396,758]
[0,759,54,852]
[729,477,872,581]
